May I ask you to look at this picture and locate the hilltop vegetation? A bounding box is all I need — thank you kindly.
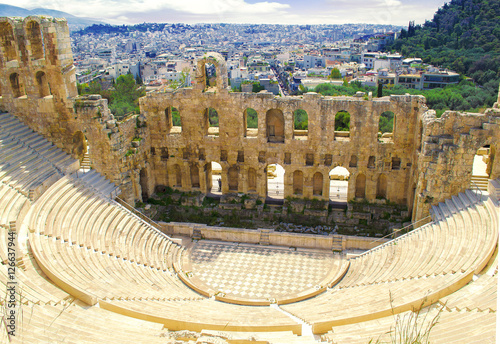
[78,74,145,119]
[386,0,500,88]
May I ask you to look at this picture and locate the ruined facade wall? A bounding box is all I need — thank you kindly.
[141,87,426,209]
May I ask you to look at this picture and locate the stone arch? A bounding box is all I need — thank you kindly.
[266,164,284,200]
[244,108,258,137]
[334,110,350,140]
[349,155,358,168]
[173,164,182,187]
[190,164,200,188]
[228,166,239,191]
[313,172,323,196]
[329,166,349,204]
[376,174,387,199]
[248,168,257,192]
[293,109,308,139]
[293,170,303,195]
[71,131,87,159]
[36,71,50,97]
[26,20,44,60]
[266,109,284,143]
[355,173,366,198]
[379,111,395,142]
[9,73,24,98]
[210,161,222,194]
[195,52,228,91]
[0,21,17,62]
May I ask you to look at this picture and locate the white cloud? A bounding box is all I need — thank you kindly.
[15,0,290,21]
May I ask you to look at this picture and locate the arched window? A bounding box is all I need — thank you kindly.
[313,172,323,196]
[367,156,376,169]
[266,109,284,143]
[140,168,149,200]
[334,110,350,140]
[190,165,200,188]
[355,174,366,198]
[377,174,387,199]
[293,170,303,195]
[205,63,216,87]
[293,109,308,140]
[26,20,44,60]
[9,73,24,98]
[0,22,16,62]
[228,166,239,191]
[379,111,395,142]
[244,108,258,137]
[248,168,257,192]
[36,71,50,97]
[204,107,219,136]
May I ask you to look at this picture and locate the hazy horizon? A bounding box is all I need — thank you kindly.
[6,0,449,26]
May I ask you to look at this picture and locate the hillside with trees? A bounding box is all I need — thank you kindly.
[386,0,499,89]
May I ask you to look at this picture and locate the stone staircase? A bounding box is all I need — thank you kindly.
[80,152,91,170]
[470,175,489,191]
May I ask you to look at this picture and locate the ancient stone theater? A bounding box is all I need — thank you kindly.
[0,16,498,343]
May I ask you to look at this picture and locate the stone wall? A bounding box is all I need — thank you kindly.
[1,16,499,221]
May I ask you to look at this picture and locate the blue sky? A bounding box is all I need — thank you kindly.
[14,0,448,25]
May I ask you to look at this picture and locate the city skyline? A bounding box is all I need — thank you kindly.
[10,0,448,26]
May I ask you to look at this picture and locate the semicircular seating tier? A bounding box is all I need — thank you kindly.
[281,190,498,334]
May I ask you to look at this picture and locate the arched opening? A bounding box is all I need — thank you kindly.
[169,106,182,133]
[293,109,308,140]
[139,168,149,200]
[26,20,44,60]
[376,174,387,199]
[244,108,258,137]
[313,172,323,196]
[329,166,349,206]
[248,168,257,192]
[367,156,376,169]
[266,109,284,143]
[349,155,358,168]
[173,164,182,188]
[379,111,395,142]
[9,73,24,98]
[210,161,222,194]
[36,71,50,97]
[266,164,285,201]
[355,173,366,198]
[190,164,200,188]
[204,107,219,137]
[334,110,350,141]
[205,63,216,87]
[228,166,239,192]
[471,145,493,192]
[293,170,303,195]
[0,22,16,62]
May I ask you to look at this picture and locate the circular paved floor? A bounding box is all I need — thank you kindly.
[188,241,340,300]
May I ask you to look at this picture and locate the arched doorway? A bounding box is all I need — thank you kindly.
[210,161,222,194]
[228,166,239,192]
[266,164,285,201]
[471,145,493,192]
[329,166,349,206]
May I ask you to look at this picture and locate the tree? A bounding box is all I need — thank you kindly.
[335,111,350,131]
[330,67,342,79]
